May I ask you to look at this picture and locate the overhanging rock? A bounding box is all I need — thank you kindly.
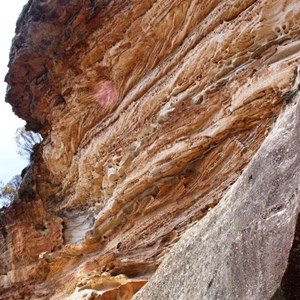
[135,92,300,299]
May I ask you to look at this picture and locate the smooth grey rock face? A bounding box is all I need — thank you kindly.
[134,92,300,300]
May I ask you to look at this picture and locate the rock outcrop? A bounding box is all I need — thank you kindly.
[1,0,300,299]
[134,89,300,300]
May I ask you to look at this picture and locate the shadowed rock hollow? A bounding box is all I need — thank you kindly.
[1,0,300,299]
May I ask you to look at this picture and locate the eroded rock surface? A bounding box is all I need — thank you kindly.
[134,91,300,300]
[1,0,300,299]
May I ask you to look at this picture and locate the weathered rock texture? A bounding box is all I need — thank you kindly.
[1,0,300,299]
[134,90,300,300]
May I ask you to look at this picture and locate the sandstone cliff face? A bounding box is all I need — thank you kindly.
[134,91,300,300]
[1,0,300,299]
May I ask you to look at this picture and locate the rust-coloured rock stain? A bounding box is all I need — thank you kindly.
[1,0,300,299]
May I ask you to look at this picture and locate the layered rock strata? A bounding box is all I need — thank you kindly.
[134,88,300,300]
[1,0,300,299]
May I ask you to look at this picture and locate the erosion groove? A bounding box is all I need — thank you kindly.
[1,0,300,299]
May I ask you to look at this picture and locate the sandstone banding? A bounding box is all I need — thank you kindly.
[1,0,300,299]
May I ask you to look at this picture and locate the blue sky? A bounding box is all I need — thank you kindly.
[0,1,29,185]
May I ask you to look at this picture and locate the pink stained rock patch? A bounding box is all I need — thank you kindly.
[94,80,119,108]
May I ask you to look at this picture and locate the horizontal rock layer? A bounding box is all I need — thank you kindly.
[1,0,300,299]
